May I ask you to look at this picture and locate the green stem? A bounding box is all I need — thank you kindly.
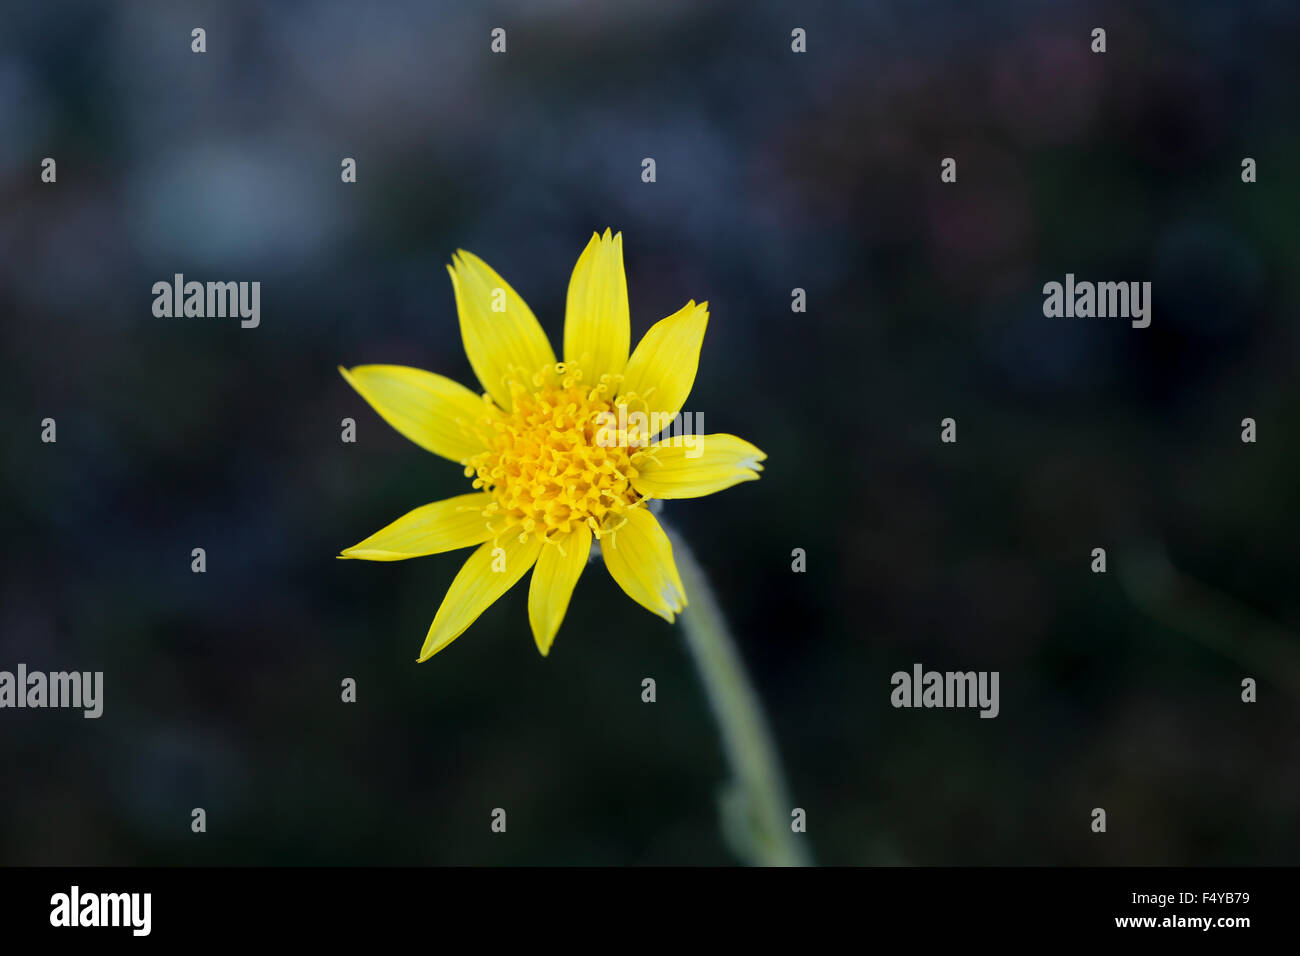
[1118,541,1300,699]
[667,526,811,866]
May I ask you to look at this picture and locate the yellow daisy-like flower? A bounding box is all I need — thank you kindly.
[340,229,765,661]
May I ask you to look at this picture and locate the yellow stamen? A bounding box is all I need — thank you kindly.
[466,363,646,543]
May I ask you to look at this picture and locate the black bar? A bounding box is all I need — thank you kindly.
[0,866,1284,942]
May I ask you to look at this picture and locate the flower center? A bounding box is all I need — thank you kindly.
[465,362,649,546]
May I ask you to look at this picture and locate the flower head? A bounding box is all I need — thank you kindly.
[340,230,765,660]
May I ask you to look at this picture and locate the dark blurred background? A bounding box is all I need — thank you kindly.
[2,0,1298,865]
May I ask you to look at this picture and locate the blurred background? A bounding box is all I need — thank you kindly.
[1,0,1298,865]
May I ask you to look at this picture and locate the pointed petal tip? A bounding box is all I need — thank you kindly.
[454,248,487,269]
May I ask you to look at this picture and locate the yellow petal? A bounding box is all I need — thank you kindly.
[563,229,630,385]
[616,300,708,432]
[340,492,494,561]
[632,434,766,500]
[418,533,543,661]
[447,250,556,410]
[602,508,687,623]
[527,525,593,656]
[339,364,490,463]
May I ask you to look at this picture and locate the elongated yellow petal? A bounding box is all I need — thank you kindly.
[527,525,593,656]
[447,250,556,410]
[602,508,686,623]
[632,434,766,500]
[616,300,708,432]
[340,492,493,561]
[563,229,630,386]
[339,365,490,463]
[419,534,543,661]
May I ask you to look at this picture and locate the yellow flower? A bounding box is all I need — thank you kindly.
[340,229,765,661]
